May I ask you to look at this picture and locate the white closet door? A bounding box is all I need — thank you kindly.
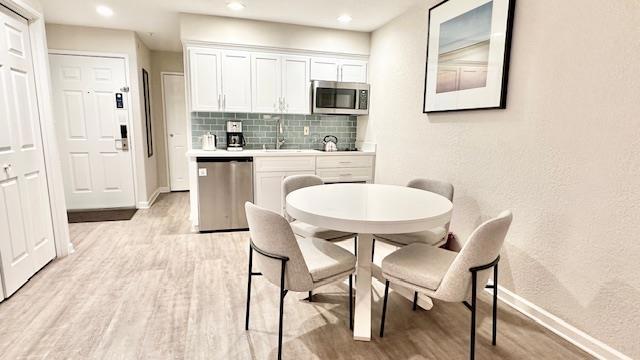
[251,53,281,113]
[0,6,56,297]
[189,48,222,112]
[281,55,310,114]
[310,57,339,81]
[49,54,136,210]
[162,73,189,191]
[340,60,368,83]
[221,50,251,112]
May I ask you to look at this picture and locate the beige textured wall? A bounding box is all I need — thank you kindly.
[149,51,184,189]
[180,13,370,55]
[365,0,640,357]
[45,24,155,206]
[134,34,158,200]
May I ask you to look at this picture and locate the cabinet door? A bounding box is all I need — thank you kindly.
[221,50,252,112]
[189,48,222,112]
[281,55,310,114]
[340,60,368,83]
[254,171,287,214]
[310,57,340,81]
[251,53,282,113]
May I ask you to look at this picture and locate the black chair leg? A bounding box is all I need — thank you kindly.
[245,246,253,330]
[492,263,498,346]
[371,238,375,262]
[412,291,418,311]
[354,236,358,256]
[380,280,390,337]
[308,291,313,302]
[277,260,286,360]
[348,274,353,330]
[470,272,477,360]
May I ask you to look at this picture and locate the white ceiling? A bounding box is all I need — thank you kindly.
[41,0,422,52]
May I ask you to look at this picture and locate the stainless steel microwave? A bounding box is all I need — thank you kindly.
[312,80,369,115]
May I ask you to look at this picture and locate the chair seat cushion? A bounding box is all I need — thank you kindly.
[296,236,356,283]
[381,243,457,291]
[291,220,355,241]
[375,227,447,247]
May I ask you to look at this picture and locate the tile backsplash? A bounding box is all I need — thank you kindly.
[191,112,357,150]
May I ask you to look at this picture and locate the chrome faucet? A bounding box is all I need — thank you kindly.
[275,116,286,149]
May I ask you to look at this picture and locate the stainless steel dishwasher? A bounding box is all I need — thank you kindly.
[197,157,253,232]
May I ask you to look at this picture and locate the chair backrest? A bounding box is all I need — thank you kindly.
[245,202,314,292]
[281,174,324,222]
[407,178,454,232]
[435,210,512,302]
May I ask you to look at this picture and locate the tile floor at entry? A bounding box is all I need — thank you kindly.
[0,193,591,359]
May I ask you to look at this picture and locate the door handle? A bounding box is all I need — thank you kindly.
[169,133,174,138]
[117,125,129,151]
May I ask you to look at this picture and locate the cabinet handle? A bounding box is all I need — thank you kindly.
[339,161,352,164]
[218,94,222,109]
[223,94,226,110]
[339,173,353,177]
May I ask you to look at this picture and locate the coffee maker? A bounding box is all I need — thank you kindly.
[226,120,245,151]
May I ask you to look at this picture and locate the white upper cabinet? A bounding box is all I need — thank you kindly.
[221,51,252,112]
[340,59,368,83]
[187,45,368,114]
[251,53,282,113]
[281,56,310,114]
[311,57,368,83]
[310,57,340,81]
[189,48,222,112]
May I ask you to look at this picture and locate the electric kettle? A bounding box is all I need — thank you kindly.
[202,132,217,151]
[323,135,338,152]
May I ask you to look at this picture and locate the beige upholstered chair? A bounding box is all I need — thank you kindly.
[282,174,357,243]
[374,178,454,249]
[282,174,358,301]
[244,202,356,360]
[379,210,513,360]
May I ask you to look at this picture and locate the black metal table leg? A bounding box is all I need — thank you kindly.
[349,274,353,330]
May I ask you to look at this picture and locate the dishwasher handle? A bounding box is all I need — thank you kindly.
[197,157,253,163]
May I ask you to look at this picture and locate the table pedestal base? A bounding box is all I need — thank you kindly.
[353,233,373,341]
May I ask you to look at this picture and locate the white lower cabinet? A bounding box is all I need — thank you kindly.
[253,154,375,214]
[255,171,315,214]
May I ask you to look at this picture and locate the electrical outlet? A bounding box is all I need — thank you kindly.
[303,126,310,135]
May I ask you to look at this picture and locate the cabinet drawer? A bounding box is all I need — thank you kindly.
[316,155,374,169]
[255,156,316,172]
[316,167,373,183]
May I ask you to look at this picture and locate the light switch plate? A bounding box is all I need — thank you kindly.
[304,126,310,135]
[198,168,207,176]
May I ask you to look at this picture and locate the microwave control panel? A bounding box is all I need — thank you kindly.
[359,90,369,110]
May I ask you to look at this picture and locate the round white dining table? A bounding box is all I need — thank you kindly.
[286,183,453,341]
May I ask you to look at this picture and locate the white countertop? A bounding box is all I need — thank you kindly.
[187,149,375,158]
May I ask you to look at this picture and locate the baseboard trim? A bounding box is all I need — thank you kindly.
[137,187,169,209]
[486,285,631,360]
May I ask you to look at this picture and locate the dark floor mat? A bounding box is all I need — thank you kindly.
[67,208,137,223]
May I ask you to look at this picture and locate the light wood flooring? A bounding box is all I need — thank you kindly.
[0,192,591,359]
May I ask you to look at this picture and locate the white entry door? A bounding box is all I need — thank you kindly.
[162,73,188,191]
[0,5,56,297]
[49,54,135,210]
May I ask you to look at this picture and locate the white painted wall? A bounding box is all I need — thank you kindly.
[45,24,158,207]
[180,14,370,55]
[365,0,639,358]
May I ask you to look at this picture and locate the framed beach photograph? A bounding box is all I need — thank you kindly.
[423,0,515,113]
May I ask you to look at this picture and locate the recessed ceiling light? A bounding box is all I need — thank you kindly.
[337,14,352,24]
[96,5,114,17]
[227,2,246,11]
